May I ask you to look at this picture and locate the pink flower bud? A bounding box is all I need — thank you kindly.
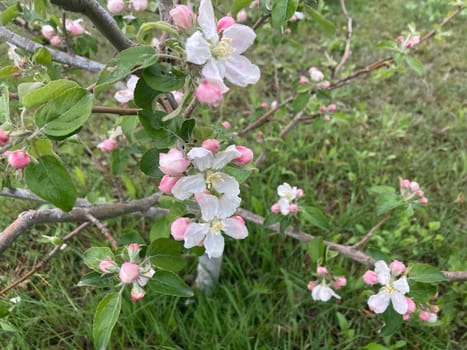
[261,102,269,109]
[69,22,84,36]
[409,181,420,191]
[307,281,316,291]
[296,189,304,198]
[202,139,220,153]
[196,80,224,107]
[288,203,298,213]
[419,197,429,205]
[127,243,140,261]
[419,310,431,322]
[271,203,280,214]
[233,146,254,165]
[159,148,191,176]
[217,16,235,33]
[49,35,62,46]
[403,313,411,321]
[363,270,378,285]
[107,0,125,13]
[257,131,263,137]
[170,5,196,30]
[130,0,148,11]
[321,81,331,89]
[416,190,424,197]
[7,150,30,169]
[250,0,259,8]
[400,179,410,188]
[171,217,190,241]
[316,266,328,276]
[319,106,327,112]
[158,175,179,195]
[222,121,231,129]
[0,129,9,145]
[97,139,117,153]
[406,297,416,313]
[172,90,184,105]
[309,67,324,82]
[233,216,245,225]
[327,104,337,112]
[389,260,406,275]
[333,277,347,289]
[427,312,437,323]
[271,101,278,110]
[99,257,118,273]
[396,35,405,42]
[119,262,140,284]
[323,115,331,121]
[430,305,440,313]
[41,25,55,40]
[299,75,309,84]
[130,285,145,301]
[236,9,248,23]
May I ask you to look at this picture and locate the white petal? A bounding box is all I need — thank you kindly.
[391,291,409,315]
[198,0,218,42]
[223,218,248,239]
[126,75,139,91]
[172,174,206,200]
[223,24,256,54]
[184,223,209,248]
[212,145,241,169]
[212,173,240,196]
[375,260,391,285]
[196,193,219,222]
[188,147,214,171]
[223,55,260,87]
[277,183,292,197]
[186,31,212,65]
[218,195,241,218]
[318,285,341,301]
[204,233,224,258]
[393,276,410,294]
[278,198,290,215]
[368,291,390,313]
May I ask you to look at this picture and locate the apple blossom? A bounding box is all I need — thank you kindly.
[119,262,140,284]
[50,35,62,46]
[222,121,231,129]
[271,203,280,213]
[328,104,337,112]
[171,217,191,241]
[296,189,304,198]
[131,285,145,301]
[107,0,124,13]
[185,0,260,88]
[0,129,8,145]
[389,260,406,276]
[333,277,347,289]
[183,193,248,258]
[97,139,117,153]
[367,260,410,314]
[129,0,148,12]
[419,310,437,323]
[278,183,298,202]
[171,90,184,105]
[257,131,264,137]
[158,175,179,195]
[309,67,324,82]
[41,25,55,40]
[320,106,327,112]
[233,146,254,165]
[195,79,225,106]
[317,266,328,276]
[217,16,235,33]
[170,5,196,30]
[320,81,331,89]
[419,197,429,205]
[261,102,269,109]
[299,75,309,84]
[288,203,298,213]
[65,19,85,36]
[409,181,420,191]
[7,150,30,169]
[114,75,139,105]
[363,270,378,285]
[127,243,141,262]
[236,9,248,23]
[307,281,316,291]
[400,179,410,188]
[159,148,191,176]
[202,139,221,153]
[312,283,341,302]
[99,257,118,273]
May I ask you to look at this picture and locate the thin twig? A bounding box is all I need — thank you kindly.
[92,106,141,115]
[252,14,270,31]
[84,212,118,250]
[0,223,90,296]
[332,0,352,78]
[182,95,198,119]
[61,12,74,54]
[272,54,280,102]
[351,214,390,249]
[279,111,305,138]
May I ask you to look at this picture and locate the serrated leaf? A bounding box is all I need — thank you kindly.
[24,155,77,211]
[409,263,447,283]
[150,270,193,297]
[22,79,80,108]
[140,147,164,178]
[307,7,335,36]
[308,236,324,262]
[405,56,424,76]
[93,292,122,350]
[302,206,330,231]
[83,247,115,272]
[134,77,161,110]
[380,306,402,336]
[142,64,185,93]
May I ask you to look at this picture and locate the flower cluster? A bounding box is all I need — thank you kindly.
[99,243,154,300]
[271,183,304,215]
[172,0,260,106]
[97,126,125,153]
[397,35,421,49]
[400,178,429,205]
[107,0,148,14]
[308,266,346,302]
[41,18,85,47]
[159,141,253,258]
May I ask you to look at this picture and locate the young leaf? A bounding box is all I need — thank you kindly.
[24,155,77,212]
[306,7,336,36]
[405,56,425,76]
[409,263,447,283]
[301,206,330,231]
[142,64,185,93]
[22,79,80,108]
[308,236,324,263]
[0,66,19,80]
[140,147,164,178]
[93,292,122,350]
[150,270,194,297]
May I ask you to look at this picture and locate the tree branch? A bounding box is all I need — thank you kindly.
[92,106,141,115]
[0,26,105,72]
[332,0,352,78]
[50,0,133,52]
[351,214,390,249]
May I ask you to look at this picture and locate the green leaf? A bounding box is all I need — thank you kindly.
[301,206,330,231]
[375,41,401,52]
[380,305,402,336]
[363,343,391,350]
[150,270,193,297]
[93,292,122,350]
[83,247,115,272]
[32,47,52,66]
[137,21,178,43]
[307,7,336,36]
[271,0,289,30]
[142,64,185,93]
[78,271,113,288]
[151,255,187,272]
[192,126,217,142]
[0,65,19,80]
[149,238,183,255]
[409,282,437,303]
[1,4,20,25]
[409,263,447,283]
[308,236,324,263]
[149,217,171,240]
[222,165,256,183]
[22,79,80,108]
[138,109,177,148]
[263,212,282,226]
[35,88,93,137]
[24,155,77,211]
[0,84,10,124]
[140,147,164,178]
[111,147,132,176]
[231,0,253,16]
[292,93,310,112]
[134,77,161,110]
[405,56,425,76]
[28,138,54,158]
[279,216,291,234]
[179,119,195,142]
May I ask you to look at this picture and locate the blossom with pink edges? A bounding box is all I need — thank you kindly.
[233,146,254,165]
[7,150,30,169]
[170,5,196,30]
[171,217,191,241]
[158,175,179,195]
[159,148,191,176]
[107,0,125,14]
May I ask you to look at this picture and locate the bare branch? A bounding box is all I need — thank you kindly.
[84,212,118,250]
[92,106,141,115]
[0,26,105,72]
[351,214,390,249]
[0,187,92,207]
[332,0,353,78]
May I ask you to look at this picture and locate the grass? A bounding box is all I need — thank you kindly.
[1,0,466,349]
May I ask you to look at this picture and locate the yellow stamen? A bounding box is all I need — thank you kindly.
[211,37,236,60]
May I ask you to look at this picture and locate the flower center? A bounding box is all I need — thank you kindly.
[206,171,223,190]
[209,218,225,235]
[383,285,395,295]
[211,37,236,60]
[283,190,294,201]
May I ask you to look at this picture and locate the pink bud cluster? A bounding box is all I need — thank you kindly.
[400,178,429,205]
[3,150,31,169]
[397,35,421,48]
[99,243,155,301]
[271,183,304,215]
[41,19,85,47]
[307,265,345,302]
[107,0,148,13]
